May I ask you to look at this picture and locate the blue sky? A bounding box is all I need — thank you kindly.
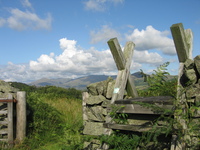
[0,0,199,83]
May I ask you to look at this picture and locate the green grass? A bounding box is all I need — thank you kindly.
[4,86,84,150]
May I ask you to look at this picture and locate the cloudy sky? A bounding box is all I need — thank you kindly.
[0,0,199,83]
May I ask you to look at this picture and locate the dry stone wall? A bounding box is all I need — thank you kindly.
[181,55,200,114]
[82,77,115,149]
[180,55,200,145]
[82,55,200,149]
[82,77,114,136]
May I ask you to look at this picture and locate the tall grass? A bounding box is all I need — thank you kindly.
[12,89,83,150]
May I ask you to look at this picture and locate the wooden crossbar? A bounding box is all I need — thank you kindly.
[103,38,138,149]
[107,38,138,103]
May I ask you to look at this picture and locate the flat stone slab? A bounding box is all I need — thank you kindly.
[83,122,104,135]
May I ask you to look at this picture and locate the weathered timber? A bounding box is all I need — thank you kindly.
[108,104,173,115]
[107,38,126,70]
[7,94,13,144]
[103,123,162,132]
[184,29,193,59]
[16,91,26,143]
[114,96,174,104]
[107,38,138,103]
[170,23,194,150]
[170,23,192,62]
[0,110,7,115]
[103,38,138,149]
[0,121,8,125]
[0,129,8,134]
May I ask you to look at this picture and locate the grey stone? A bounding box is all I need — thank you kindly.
[86,106,106,121]
[194,55,200,75]
[184,69,197,85]
[87,83,98,96]
[83,122,104,135]
[0,80,18,98]
[106,80,115,99]
[86,95,106,105]
[87,77,114,97]
[185,84,200,98]
[96,80,108,96]
[83,140,101,150]
[184,59,194,69]
[195,95,200,106]
[101,99,111,107]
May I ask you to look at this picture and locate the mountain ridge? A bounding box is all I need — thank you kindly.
[29,72,145,90]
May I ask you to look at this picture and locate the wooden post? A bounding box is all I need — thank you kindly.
[107,38,138,100]
[170,23,193,150]
[170,23,190,62]
[16,91,26,143]
[7,94,13,144]
[103,38,138,149]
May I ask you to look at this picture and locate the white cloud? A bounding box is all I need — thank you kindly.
[0,62,30,82]
[111,0,124,4]
[21,0,32,8]
[28,38,164,81]
[90,25,121,44]
[30,38,117,75]
[0,36,168,82]
[83,0,124,12]
[126,25,176,55]
[133,50,163,64]
[84,0,106,12]
[7,9,52,31]
[0,1,52,31]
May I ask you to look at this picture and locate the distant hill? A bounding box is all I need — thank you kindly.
[29,72,146,90]
[28,72,177,90]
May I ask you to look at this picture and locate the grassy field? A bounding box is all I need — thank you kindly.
[0,85,84,150]
[0,64,179,149]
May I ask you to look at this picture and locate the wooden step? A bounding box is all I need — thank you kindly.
[0,129,8,134]
[103,123,163,132]
[0,121,8,125]
[0,110,8,115]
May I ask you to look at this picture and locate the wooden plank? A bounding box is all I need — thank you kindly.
[103,123,160,132]
[0,129,8,134]
[0,121,8,125]
[0,139,8,142]
[109,40,138,103]
[111,104,173,114]
[16,91,26,143]
[107,38,126,70]
[108,38,138,98]
[184,29,193,59]
[115,96,174,104]
[126,74,138,98]
[0,110,7,115]
[7,94,13,143]
[124,42,138,98]
[170,23,189,62]
[103,38,137,149]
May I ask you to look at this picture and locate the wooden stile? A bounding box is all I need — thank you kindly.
[103,38,138,149]
[107,38,138,101]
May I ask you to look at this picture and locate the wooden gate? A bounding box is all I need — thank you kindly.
[0,91,26,146]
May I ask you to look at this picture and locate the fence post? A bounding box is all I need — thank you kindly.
[7,94,13,145]
[103,38,137,149]
[16,91,26,143]
[170,23,193,150]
